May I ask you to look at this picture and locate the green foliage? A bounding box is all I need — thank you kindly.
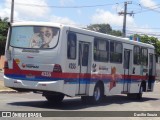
[140,35,160,56]
[110,30,122,36]
[0,40,6,55]
[0,17,8,55]
[0,17,9,41]
[87,24,122,37]
[87,23,160,57]
[129,34,160,57]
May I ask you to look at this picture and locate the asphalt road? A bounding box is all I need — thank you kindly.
[0,82,160,120]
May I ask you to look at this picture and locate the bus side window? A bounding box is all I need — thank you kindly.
[134,46,141,65]
[141,48,148,66]
[110,41,122,63]
[94,38,109,62]
[67,33,77,59]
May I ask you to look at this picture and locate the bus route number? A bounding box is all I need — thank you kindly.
[41,72,51,77]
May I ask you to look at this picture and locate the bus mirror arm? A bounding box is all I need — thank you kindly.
[8,22,11,27]
[6,50,11,60]
[133,67,135,74]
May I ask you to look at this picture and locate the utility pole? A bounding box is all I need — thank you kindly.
[122,2,127,38]
[118,1,133,37]
[10,0,14,23]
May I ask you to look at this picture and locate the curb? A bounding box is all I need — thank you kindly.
[0,90,17,93]
[0,90,31,94]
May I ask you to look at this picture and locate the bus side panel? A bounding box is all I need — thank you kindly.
[76,33,93,96]
[105,63,124,95]
[129,82,142,93]
[89,62,124,96]
[57,27,78,97]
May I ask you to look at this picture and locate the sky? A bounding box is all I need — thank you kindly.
[0,0,160,37]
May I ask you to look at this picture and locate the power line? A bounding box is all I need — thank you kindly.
[126,29,160,36]
[112,24,160,30]
[132,2,160,14]
[14,2,123,8]
[127,33,160,37]
[14,1,160,13]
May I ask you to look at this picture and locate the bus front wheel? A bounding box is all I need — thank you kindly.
[127,85,143,100]
[136,85,143,100]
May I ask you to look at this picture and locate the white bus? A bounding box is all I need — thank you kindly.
[4,22,156,104]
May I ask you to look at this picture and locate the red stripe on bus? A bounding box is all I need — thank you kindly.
[4,60,154,80]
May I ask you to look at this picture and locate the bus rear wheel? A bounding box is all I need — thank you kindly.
[127,85,143,100]
[45,94,64,103]
[81,83,104,104]
[91,83,104,104]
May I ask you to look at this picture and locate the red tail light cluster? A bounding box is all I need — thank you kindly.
[53,64,62,73]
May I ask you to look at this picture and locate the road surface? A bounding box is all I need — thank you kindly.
[0,82,159,120]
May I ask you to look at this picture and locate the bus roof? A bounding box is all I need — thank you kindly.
[68,25,155,49]
[11,22,155,49]
[11,21,63,28]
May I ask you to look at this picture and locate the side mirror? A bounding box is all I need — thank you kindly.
[8,22,11,27]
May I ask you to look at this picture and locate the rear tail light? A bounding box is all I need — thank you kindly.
[4,61,9,69]
[53,64,62,73]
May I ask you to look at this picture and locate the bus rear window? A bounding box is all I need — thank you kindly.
[10,26,60,49]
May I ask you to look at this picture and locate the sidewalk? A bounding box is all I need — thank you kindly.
[0,81,16,93]
[0,71,16,93]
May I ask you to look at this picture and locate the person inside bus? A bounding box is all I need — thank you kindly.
[30,27,58,48]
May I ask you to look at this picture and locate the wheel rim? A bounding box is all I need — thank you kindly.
[94,87,101,101]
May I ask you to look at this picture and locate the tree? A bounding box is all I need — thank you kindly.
[140,35,160,56]
[110,30,122,36]
[87,24,122,37]
[0,17,9,41]
[0,17,9,55]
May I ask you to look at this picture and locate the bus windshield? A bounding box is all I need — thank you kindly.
[10,26,60,49]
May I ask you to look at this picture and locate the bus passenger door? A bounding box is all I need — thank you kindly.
[148,53,155,91]
[123,49,132,93]
[78,42,90,94]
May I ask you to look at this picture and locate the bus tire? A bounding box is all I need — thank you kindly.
[91,83,104,104]
[136,85,143,100]
[45,94,64,103]
[127,85,143,100]
[81,96,90,104]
